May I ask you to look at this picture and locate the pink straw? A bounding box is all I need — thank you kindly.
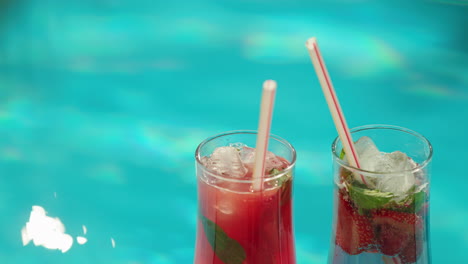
[306,37,401,263]
[305,37,368,186]
[252,80,277,191]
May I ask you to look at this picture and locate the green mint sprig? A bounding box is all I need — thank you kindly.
[339,148,346,159]
[200,214,246,264]
[348,184,393,214]
[347,183,427,214]
[269,168,292,206]
[339,146,426,214]
[385,187,426,213]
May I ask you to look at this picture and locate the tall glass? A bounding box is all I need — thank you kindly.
[329,125,432,264]
[194,131,296,264]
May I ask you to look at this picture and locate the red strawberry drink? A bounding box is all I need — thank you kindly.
[329,125,432,264]
[194,131,296,264]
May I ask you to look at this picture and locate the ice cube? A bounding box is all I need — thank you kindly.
[239,146,286,174]
[215,198,233,215]
[239,146,256,164]
[229,142,247,150]
[374,151,416,195]
[345,136,382,185]
[352,137,417,195]
[203,146,247,178]
[264,151,286,173]
[373,151,413,173]
[354,136,381,168]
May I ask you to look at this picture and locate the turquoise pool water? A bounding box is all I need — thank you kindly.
[0,0,467,263]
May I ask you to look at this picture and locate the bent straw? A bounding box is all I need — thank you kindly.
[306,37,400,264]
[252,80,277,191]
[305,37,368,186]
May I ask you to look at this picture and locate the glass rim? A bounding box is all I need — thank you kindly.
[195,130,296,183]
[332,124,433,175]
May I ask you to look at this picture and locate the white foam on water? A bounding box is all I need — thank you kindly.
[76,236,88,245]
[21,206,73,253]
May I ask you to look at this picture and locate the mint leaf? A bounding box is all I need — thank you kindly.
[269,168,281,175]
[339,149,346,159]
[339,167,357,185]
[413,190,425,212]
[269,169,292,206]
[390,189,426,213]
[280,175,292,206]
[348,184,393,212]
[200,214,246,264]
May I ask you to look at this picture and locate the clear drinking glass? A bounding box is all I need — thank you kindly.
[329,125,432,264]
[194,131,296,264]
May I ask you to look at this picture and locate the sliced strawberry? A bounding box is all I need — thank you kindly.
[399,236,417,264]
[373,219,410,255]
[399,227,424,264]
[335,193,374,255]
[371,209,422,257]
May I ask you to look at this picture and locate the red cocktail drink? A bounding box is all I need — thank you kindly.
[194,131,296,264]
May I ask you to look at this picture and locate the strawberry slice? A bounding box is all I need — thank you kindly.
[399,225,425,264]
[335,193,374,255]
[371,209,422,257]
[399,235,419,264]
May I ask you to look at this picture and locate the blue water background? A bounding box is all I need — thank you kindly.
[0,0,467,263]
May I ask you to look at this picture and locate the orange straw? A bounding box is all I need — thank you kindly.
[252,80,277,191]
[305,37,368,186]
